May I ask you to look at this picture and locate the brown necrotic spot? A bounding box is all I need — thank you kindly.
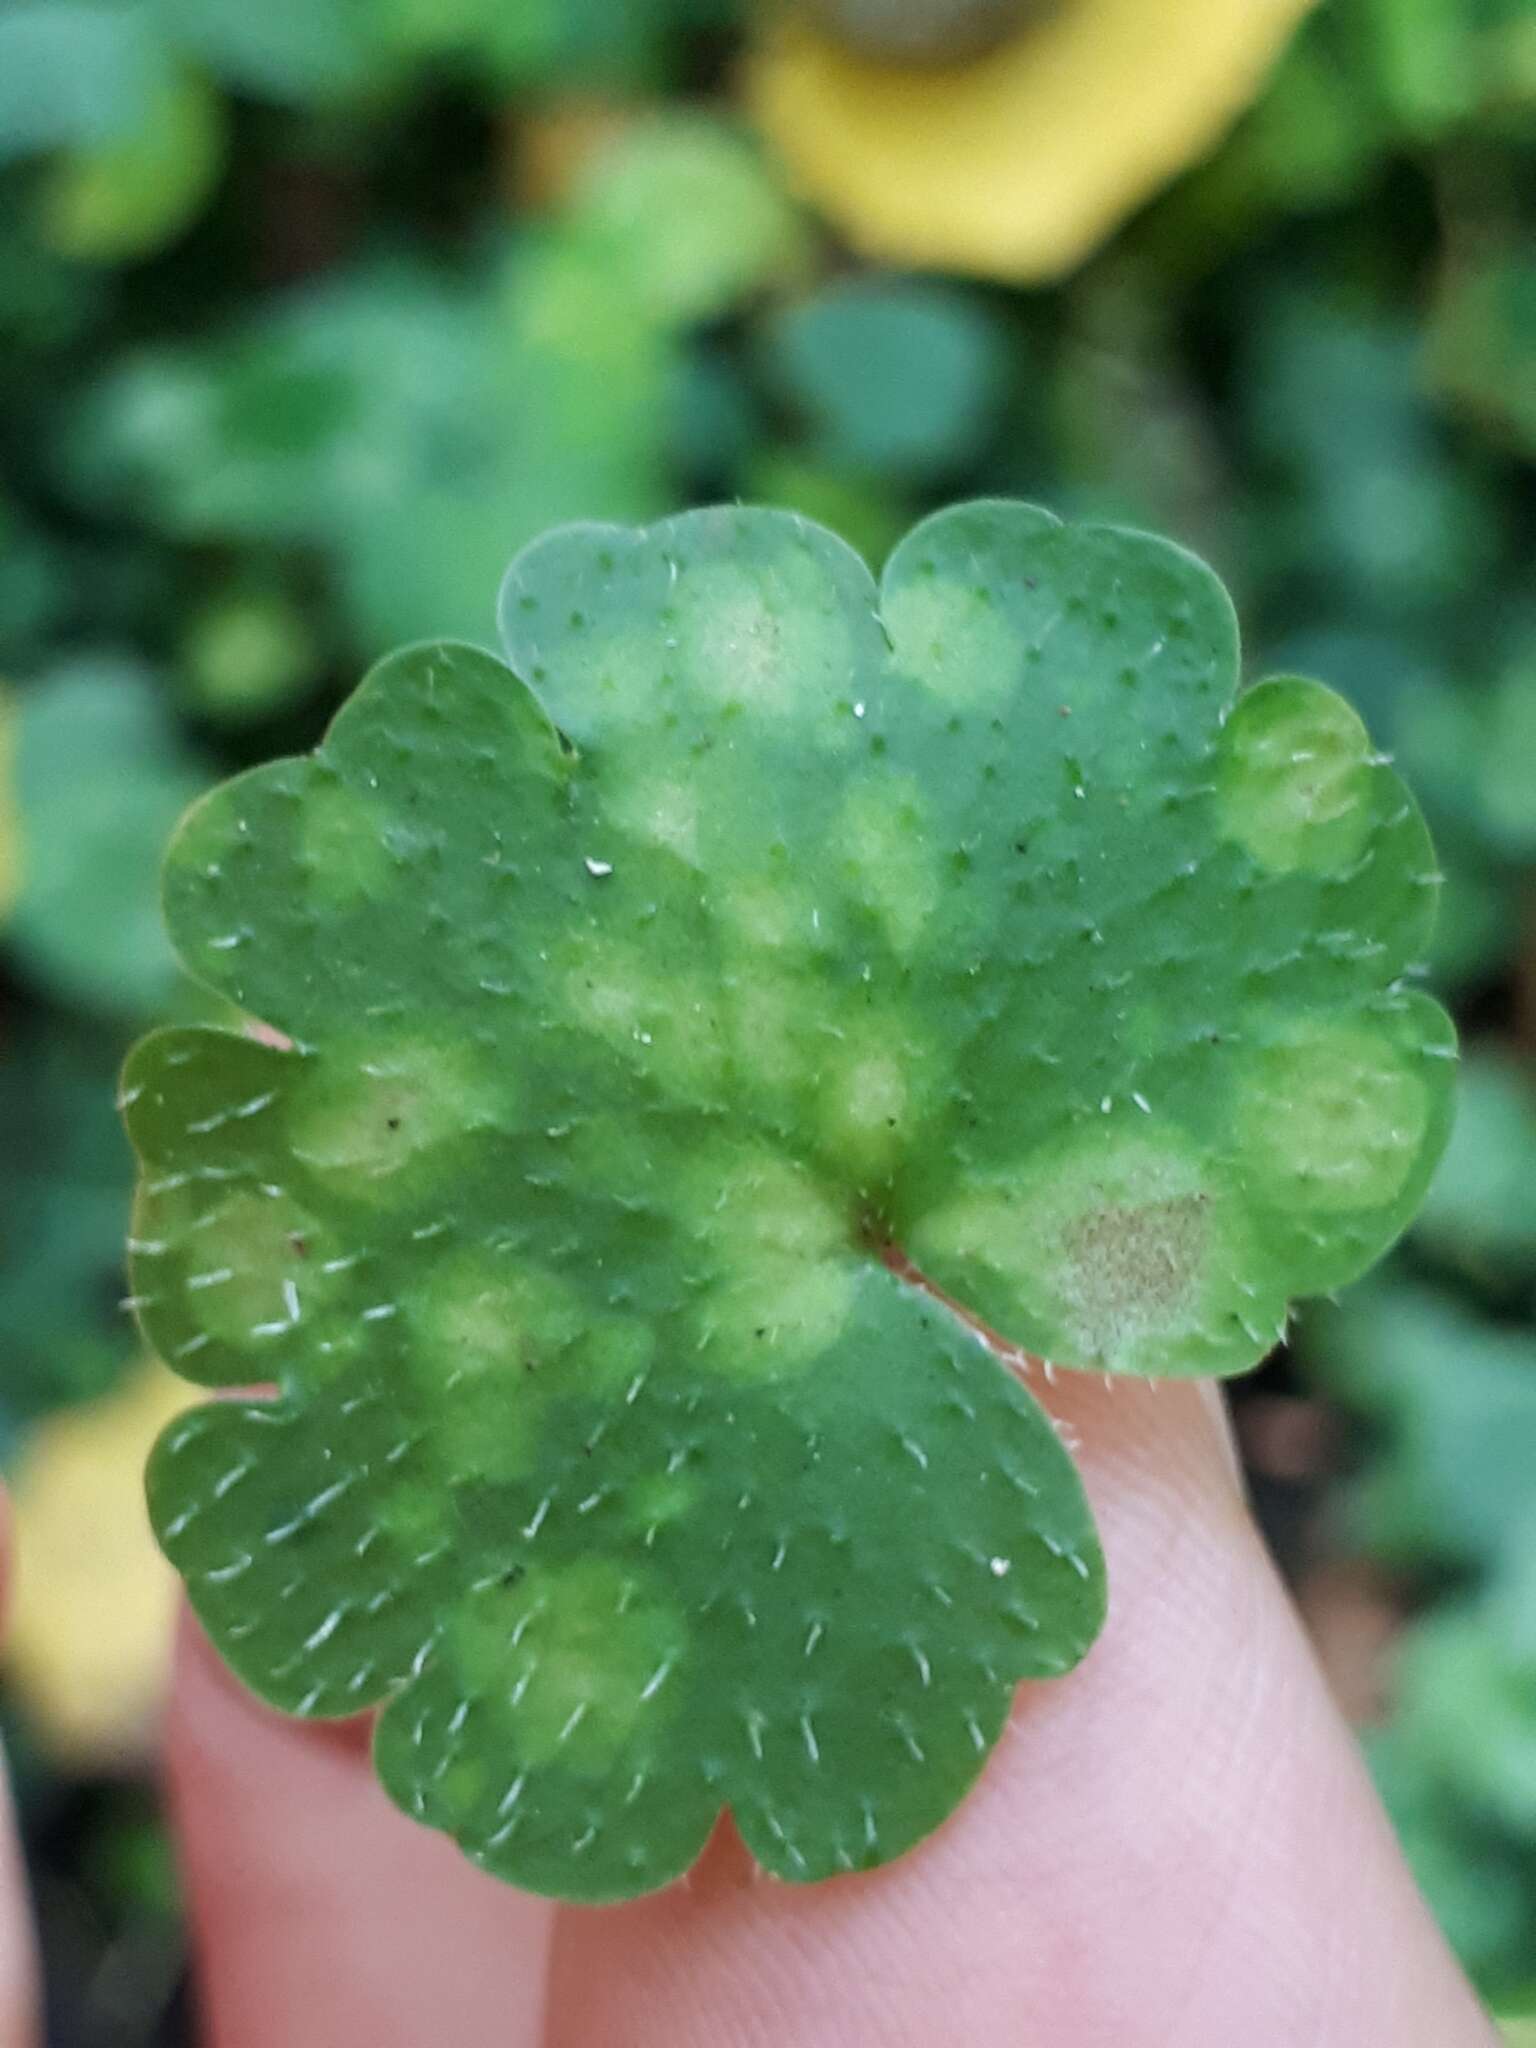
[1062,1192,1209,1326]
[910,1126,1270,1374]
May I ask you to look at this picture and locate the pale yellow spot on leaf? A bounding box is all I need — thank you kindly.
[676,557,859,733]
[575,1316,657,1396]
[700,1259,857,1375]
[837,772,941,956]
[814,1005,938,1179]
[563,943,645,1041]
[682,1148,856,1376]
[692,1149,848,1259]
[301,777,394,904]
[406,1254,583,1481]
[409,1253,584,1380]
[605,766,701,864]
[379,1481,457,1555]
[716,873,821,953]
[288,1037,509,1195]
[1237,1020,1429,1213]
[882,574,1022,708]
[818,1044,909,1174]
[680,568,797,715]
[154,1182,339,1348]
[531,616,659,735]
[1217,680,1375,876]
[560,935,727,1101]
[724,964,815,1096]
[453,1559,686,1774]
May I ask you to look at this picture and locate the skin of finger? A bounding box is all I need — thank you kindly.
[166,1617,556,2048]
[0,1763,34,2048]
[547,1371,1496,2048]
[0,1499,40,2048]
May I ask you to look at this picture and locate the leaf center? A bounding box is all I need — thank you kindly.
[869,1230,1048,1380]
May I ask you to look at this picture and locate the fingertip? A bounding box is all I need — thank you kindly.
[169,1608,374,1764]
[549,1363,1488,2048]
[168,1606,555,2048]
[0,1497,42,2048]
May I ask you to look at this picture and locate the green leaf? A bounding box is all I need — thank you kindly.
[565,114,810,328]
[9,656,208,1016]
[1355,0,1482,136]
[0,496,71,661]
[0,1017,134,1425]
[740,448,910,569]
[178,577,323,727]
[1389,1563,1536,1841]
[760,277,1006,481]
[157,0,375,102]
[1357,1482,1536,1994]
[1415,1055,1536,1287]
[1254,626,1523,993]
[1242,295,1498,611]
[1305,1280,1536,1575]
[0,2,161,163]
[1430,248,1536,458]
[1369,1712,1536,1994]
[1477,651,1536,857]
[126,502,1451,1900]
[39,61,225,261]
[161,0,742,99]
[68,248,673,650]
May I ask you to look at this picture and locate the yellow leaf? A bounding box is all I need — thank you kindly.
[5,1363,194,1766]
[746,0,1318,281]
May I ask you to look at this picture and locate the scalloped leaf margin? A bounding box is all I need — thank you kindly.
[124,499,1453,1900]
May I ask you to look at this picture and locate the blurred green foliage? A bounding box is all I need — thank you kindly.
[10,658,207,1016]
[1307,1058,1536,2001]
[1,0,1535,2024]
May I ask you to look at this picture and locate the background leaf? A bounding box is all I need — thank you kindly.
[759,277,1006,481]
[8,657,208,1017]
